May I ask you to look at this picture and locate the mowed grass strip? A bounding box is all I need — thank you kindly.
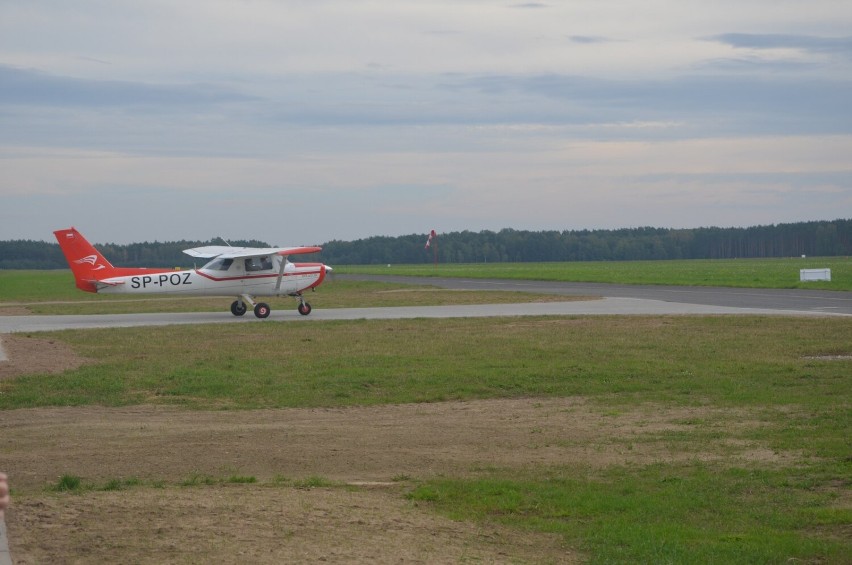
[1,317,848,418]
[345,256,852,290]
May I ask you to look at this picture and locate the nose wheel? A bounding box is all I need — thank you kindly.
[292,293,312,316]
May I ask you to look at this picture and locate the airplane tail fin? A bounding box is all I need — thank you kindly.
[53,227,116,293]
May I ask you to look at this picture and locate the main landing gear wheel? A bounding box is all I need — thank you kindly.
[254,302,271,319]
[298,302,312,316]
[230,300,247,316]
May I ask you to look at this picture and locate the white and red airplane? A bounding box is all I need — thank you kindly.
[54,227,332,318]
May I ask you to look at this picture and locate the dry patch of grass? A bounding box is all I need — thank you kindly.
[0,334,88,380]
[9,485,573,564]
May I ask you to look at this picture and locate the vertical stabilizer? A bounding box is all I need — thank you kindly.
[53,227,115,292]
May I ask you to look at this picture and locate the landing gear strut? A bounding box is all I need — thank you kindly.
[293,293,312,316]
[229,293,314,318]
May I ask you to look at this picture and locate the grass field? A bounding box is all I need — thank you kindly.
[345,256,852,290]
[1,265,850,562]
[2,317,850,412]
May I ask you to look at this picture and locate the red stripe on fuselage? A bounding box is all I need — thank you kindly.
[194,269,324,283]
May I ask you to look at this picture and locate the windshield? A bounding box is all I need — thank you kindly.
[202,258,233,271]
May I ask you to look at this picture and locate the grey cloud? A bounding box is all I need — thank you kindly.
[706,33,852,55]
[423,30,463,36]
[269,70,852,137]
[690,57,818,73]
[3,65,852,158]
[0,65,256,109]
[632,171,852,215]
[568,35,612,44]
[448,72,852,135]
[636,171,852,187]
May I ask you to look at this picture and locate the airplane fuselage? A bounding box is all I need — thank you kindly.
[93,262,327,298]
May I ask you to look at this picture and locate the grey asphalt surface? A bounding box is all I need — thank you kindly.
[343,274,852,315]
[0,275,848,338]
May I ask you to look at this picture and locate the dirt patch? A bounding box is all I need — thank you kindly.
[0,306,31,316]
[0,334,89,379]
[0,332,805,563]
[1,399,799,563]
[9,487,571,564]
[0,401,791,492]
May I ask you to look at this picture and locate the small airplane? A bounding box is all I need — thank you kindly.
[54,227,332,318]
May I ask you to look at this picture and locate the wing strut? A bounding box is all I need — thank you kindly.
[274,256,287,294]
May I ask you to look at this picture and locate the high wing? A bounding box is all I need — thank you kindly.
[183,245,322,259]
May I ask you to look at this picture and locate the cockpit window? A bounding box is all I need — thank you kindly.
[245,256,274,272]
[203,258,233,271]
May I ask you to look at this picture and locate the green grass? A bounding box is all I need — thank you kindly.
[100,477,142,491]
[291,476,336,489]
[226,475,257,484]
[0,270,87,302]
[344,256,852,290]
[408,462,851,564]
[52,474,82,492]
[2,317,849,418]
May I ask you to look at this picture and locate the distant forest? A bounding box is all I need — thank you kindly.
[1,219,850,270]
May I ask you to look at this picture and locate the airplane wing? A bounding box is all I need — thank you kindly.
[183,245,322,259]
[272,246,323,256]
[182,245,236,259]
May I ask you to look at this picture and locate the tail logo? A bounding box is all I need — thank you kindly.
[74,255,106,271]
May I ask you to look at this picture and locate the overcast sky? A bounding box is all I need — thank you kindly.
[2,1,851,245]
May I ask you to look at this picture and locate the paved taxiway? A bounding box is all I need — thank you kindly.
[345,275,852,315]
[0,276,848,337]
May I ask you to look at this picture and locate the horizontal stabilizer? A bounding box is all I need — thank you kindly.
[88,278,125,290]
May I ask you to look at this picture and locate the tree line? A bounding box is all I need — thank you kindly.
[321,219,852,264]
[1,220,850,270]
